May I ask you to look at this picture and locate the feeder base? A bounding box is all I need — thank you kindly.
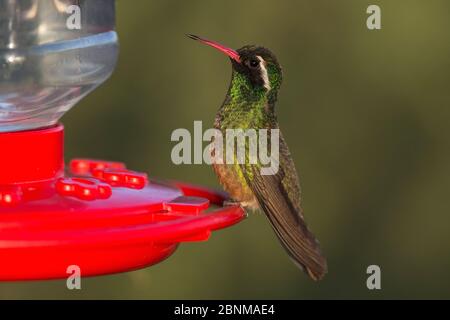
[0,125,245,280]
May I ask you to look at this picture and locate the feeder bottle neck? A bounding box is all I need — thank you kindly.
[0,124,64,185]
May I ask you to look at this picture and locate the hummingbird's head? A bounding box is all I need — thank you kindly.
[187,35,283,96]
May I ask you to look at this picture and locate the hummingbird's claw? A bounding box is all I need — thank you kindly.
[223,199,240,207]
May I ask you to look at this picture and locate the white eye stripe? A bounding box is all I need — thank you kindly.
[256,55,271,91]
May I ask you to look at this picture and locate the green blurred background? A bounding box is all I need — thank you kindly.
[1,0,450,299]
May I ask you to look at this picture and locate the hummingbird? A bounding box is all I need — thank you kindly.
[188,34,327,280]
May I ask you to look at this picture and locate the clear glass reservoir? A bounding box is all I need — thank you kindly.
[0,0,118,132]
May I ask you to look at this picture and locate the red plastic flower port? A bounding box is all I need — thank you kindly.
[70,159,148,189]
[56,178,112,201]
[0,186,22,206]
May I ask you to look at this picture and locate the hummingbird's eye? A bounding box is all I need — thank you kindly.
[249,59,259,68]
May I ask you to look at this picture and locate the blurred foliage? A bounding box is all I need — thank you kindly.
[1,0,450,299]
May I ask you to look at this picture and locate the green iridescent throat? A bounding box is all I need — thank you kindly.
[218,63,282,130]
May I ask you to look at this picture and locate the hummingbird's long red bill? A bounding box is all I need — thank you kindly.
[187,34,241,63]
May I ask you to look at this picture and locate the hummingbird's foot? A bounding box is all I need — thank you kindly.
[223,199,241,207]
[223,199,250,218]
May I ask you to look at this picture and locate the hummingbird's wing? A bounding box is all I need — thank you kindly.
[241,133,327,280]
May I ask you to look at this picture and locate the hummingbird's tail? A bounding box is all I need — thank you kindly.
[264,204,328,281]
[243,163,328,281]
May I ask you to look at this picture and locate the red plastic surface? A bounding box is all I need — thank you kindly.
[0,126,245,280]
[0,125,64,185]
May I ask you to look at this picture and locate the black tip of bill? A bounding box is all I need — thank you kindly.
[186,34,200,41]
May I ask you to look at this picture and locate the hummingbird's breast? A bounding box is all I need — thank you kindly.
[211,70,275,209]
[211,106,270,209]
[212,162,259,208]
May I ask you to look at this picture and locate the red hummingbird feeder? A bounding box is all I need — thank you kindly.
[0,0,245,280]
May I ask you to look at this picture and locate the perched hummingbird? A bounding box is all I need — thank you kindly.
[188,34,327,280]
